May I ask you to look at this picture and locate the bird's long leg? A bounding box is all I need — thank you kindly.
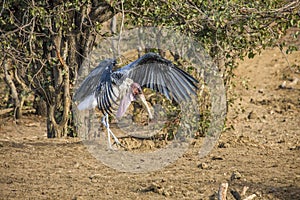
[101,115,112,149]
[101,114,123,149]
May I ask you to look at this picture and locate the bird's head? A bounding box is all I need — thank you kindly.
[130,82,142,97]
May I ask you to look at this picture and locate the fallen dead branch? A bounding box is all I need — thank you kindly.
[218,183,228,200]
[217,182,257,200]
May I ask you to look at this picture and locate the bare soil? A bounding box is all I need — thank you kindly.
[0,48,299,199]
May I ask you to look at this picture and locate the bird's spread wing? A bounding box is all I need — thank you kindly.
[119,53,198,102]
[74,59,117,114]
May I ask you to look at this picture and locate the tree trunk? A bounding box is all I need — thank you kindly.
[33,96,47,117]
[111,15,118,58]
[45,35,72,138]
[46,103,69,138]
[47,105,57,138]
[3,60,23,120]
[15,97,24,119]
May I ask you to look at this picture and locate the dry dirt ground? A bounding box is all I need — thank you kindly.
[0,48,299,199]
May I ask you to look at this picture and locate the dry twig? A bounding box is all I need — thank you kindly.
[218,183,228,200]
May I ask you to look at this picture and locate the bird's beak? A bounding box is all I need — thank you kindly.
[116,90,153,120]
[138,93,153,120]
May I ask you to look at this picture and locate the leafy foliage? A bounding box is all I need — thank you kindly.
[1,0,299,137]
[0,0,115,137]
[116,0,300,85]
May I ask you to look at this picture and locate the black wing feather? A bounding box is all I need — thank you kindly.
[74,59,118,116]
[118,52,198,103]
[74,59,113,102]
